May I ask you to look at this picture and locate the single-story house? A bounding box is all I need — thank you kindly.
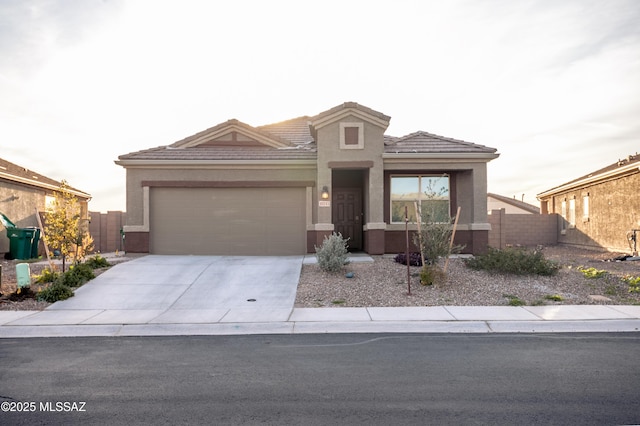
[488,193,540,214]
[116,102,499,256]
[0,157,91,255]
[537,153,640,253]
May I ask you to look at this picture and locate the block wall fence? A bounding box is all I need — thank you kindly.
[488,209,559,249]
[88,211,126,254]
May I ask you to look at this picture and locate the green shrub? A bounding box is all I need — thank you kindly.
[420,264,446,286]
[34,268,60,284]
[465,247,559,276]
[504,294,526,306]
[37,282,73,303]
[85,254,111,269]
[315,232,350,273]
[59,263,95,288]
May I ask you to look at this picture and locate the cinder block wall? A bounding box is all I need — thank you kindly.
[89,211,126,253]
[488,209,558,248]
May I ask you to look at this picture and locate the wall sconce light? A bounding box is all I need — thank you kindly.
[321,186,330,200]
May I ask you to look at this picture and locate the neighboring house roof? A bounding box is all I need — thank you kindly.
[538,153,640,199]
[117,102,497,163]
[488,193,540,214]
[0,157,90,199]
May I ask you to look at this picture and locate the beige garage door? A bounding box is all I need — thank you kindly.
[150,187,306,255]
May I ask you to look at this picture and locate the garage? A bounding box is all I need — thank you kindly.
[149,187,307,255]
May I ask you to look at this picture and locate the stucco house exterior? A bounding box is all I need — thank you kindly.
[537,153,640,253]
[116,102,499,256]
[0,157,91,255]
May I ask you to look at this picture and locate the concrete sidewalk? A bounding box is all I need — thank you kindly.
[1,305,639,338]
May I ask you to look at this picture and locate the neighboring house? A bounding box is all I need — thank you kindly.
[488,193,540,214]
[116,102,499,256]
[537,153,640,253]
[0,157,91,255]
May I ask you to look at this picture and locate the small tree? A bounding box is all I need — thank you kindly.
[412,180,464,285]
[43,181,92,271]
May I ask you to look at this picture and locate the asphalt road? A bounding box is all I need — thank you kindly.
[1,333,639,425]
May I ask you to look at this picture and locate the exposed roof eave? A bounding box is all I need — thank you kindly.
[383,152,500,162]
[537,164,640,199]
[0,171,91,200]
[114,159,318,169]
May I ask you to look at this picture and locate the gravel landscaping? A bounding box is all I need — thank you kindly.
[295,245,640,308]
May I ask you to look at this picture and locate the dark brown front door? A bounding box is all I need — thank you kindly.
[333,189,362,251]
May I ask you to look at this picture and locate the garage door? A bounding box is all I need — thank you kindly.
[150,187,306,255]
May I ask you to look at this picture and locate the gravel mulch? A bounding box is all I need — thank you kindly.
[295,246,640,308]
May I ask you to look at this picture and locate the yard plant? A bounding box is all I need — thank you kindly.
[465,247,559,276]
[315,232,350,273]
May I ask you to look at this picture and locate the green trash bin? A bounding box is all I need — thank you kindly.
[7,228,36,260]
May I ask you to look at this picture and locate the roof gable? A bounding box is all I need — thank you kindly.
[310,102,391,131]
[171,119,291,149]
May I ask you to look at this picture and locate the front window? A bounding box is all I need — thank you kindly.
[391,175,450,223]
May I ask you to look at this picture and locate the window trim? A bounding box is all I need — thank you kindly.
[390,174,451,224]
[339,122,364,149]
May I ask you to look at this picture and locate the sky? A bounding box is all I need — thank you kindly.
[1,0,639,212]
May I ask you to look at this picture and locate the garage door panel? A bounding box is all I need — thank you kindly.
[150,187,306,255]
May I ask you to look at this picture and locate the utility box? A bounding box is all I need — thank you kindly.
[16,263,31,288]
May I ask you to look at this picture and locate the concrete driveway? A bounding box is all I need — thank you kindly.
[46,255,304,324]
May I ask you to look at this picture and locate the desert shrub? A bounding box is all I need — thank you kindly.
[394,252,423,266]
[623,275,640,293]
[315,232,350,273]
[420,264,446,286]
[59,263,95,288]
[34,268,60,284]
[577,266,608,279]
[465,247,559,276]
[85,254,111,269]
[37,281,73,303]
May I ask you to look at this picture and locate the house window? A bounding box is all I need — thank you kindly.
[45,195,56,212]
[568,197,576,228]
[391,175,450,223]
[339,122,364,149]
[583,194,589,221]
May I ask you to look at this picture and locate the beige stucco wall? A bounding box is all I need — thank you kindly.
[314,114,386,227]
[542,171,640,252]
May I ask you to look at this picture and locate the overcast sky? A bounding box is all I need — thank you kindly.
[1,0,639,212]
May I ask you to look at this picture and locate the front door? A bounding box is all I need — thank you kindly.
[333,189,363,251]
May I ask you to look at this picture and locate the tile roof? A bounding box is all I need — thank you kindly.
[384,131,498,154]
[0,157,90,197]
[257,116,315,146]
[118,103,497,162]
